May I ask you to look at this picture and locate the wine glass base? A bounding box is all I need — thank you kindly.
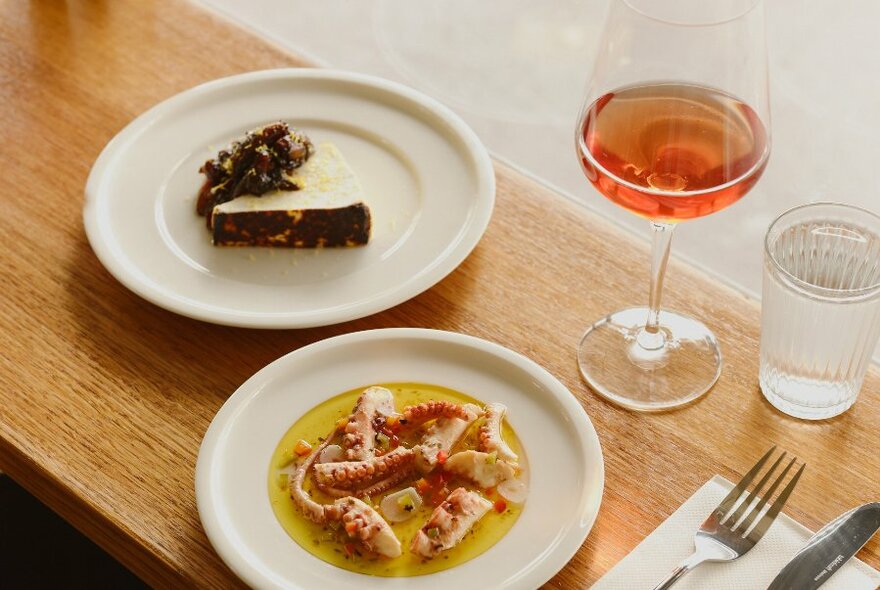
[577,307,722,412]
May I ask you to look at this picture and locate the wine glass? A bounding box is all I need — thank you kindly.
[575,0,770,411]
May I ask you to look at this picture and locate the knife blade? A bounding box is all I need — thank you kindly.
[767,502,880,590]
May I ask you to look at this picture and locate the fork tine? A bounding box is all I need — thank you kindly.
[723,451,786,526]
[736,456,796,533]
[715,446,776,517]
[746,462,805,542]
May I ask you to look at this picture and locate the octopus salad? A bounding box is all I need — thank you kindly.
[268,383,529,576]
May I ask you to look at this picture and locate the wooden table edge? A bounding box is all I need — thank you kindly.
[0,431,185,587]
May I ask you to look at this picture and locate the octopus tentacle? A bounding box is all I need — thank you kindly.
[288,428,338,524]
[318,465,414,498]
[414,403,481,473]
[444,449,516,488]
[342,386,395,460]
[478,402,518,463]
[288,435,402,557]
[402,400,478,427]
[410,487,492,558]
[335,497,402,558]
[313,447,414,489]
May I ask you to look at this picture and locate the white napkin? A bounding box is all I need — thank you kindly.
[593,476,880,590]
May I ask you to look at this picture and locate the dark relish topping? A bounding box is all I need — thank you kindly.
[196,122,314,216]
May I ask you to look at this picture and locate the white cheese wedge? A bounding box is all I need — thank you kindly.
[211,142,371,247]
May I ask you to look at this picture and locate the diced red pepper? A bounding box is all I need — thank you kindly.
[389,434,400,449]
[344,521,358,535]
[437,450,448,465]
[415,478,430,494]
[493,500,507,513]
[293,439,312,456]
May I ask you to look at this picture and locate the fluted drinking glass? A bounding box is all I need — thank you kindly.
[760,203,880,420]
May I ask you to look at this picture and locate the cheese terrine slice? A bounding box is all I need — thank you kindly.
[210,142,371,247]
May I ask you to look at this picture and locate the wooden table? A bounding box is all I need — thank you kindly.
[1,1,878,587]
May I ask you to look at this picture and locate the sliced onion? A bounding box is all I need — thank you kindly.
[380,487,422,523]
[278,463,298,476]
[318,444,343,464]
[497,473,529,504]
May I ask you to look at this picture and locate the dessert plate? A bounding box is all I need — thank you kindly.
[195,329,604,589]
[84,69,495,328]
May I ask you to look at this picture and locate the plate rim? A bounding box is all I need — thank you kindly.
[83,68,496,329]
[195,328,605,589]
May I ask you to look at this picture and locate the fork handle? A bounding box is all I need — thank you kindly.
[652,564,691,590]
[652,551,707,590]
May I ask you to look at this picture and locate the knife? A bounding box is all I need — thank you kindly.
[767,502,880,590]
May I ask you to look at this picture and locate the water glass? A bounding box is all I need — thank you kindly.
[760,202,880,419]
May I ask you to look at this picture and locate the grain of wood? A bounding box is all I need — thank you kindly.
[0,1,877,588]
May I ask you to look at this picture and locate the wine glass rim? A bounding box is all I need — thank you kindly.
[764,201,880,301]
[621,0,762,27]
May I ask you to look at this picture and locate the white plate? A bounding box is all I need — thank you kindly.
[84,70,495,328]
[195,329,604,590]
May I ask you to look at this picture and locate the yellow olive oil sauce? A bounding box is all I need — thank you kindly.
[268,382,527,577]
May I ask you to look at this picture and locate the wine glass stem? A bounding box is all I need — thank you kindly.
[640,221,676,349]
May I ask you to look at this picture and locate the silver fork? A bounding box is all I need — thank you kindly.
[653,446,805,590]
